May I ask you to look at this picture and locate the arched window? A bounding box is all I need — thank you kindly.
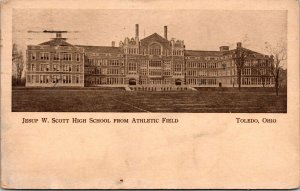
[149,43,162,55]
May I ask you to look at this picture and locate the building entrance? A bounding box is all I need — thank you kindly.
[175,79,182,86]
[129,78,137,85]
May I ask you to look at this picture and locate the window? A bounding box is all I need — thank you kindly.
[76,65,80,72]
[40,52,49,60]
[243,68,251,75]
[62,53,72,61]
[174,64,182,72]
[149,48,161,55]
[40,75,50,83]
[198,70,207,76]
[31,53,36,60]
[259,68,266,75]
[53,53,60,61]
[62,64,72,72]
[31,64,36,71]
[140,69,147,76]
[62,75,71,83]
[187,70,197,76]
[53,64,59,71]
[149,60,162,67]
[173,50,182,56]
[198,79,207,85]
[27,75,31,83]
[163,70,171,76]
[109,60,120,66]
[76,54,80,62]
[52,75,59,83]
[107,68,119,75]
[164,61,171,68]
[41,64,50,72]
[149,43,161,55]
[128,62,137,72]
[149,69,161,76]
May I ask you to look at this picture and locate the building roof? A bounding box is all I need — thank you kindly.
[78,45,122,54]
[39,38,73,46]
[185,48,267,58]
[141,33,169,44]
[184,50,224,57]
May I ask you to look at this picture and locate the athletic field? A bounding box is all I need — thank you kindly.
[12,87,287,113]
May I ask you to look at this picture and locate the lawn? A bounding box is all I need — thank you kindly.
[12,88,287,113]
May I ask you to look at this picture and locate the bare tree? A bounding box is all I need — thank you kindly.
[264,41,287,96]
[233,44,248,91]
[12,43,24,86]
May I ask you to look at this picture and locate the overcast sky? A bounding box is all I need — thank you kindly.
[13,9,287,55]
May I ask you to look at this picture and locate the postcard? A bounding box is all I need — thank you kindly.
[1,0,299,189]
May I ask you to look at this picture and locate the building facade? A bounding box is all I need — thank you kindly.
[26,36,85,87]
[26,25,274,88]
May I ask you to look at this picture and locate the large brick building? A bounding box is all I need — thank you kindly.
[26,36,85,87]
[26,24,274,89]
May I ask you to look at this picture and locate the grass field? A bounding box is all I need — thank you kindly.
[12,87,287,113]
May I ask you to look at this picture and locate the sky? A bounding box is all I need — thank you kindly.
[13,9,287,56]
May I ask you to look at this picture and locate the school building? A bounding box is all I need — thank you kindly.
[25,24,274,89]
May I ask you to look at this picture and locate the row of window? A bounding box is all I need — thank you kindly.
[242,68,271,76]
[201,78,217,85]
[85,77,125,85]
[30,52,81,62]
[186,69,235,77]
[128,69,172,76]
[86,59,124,67]
[149,69,162,76]
[26,74,82,84]
[176,56,225,60]
[85,68,123,75]
[186,61,235,69]
[241,77,274,85]
[125,48,185,56]
[244,59,270,67]
[149,60,162,67]
[29,63,82,72]
[187,78,238,86]
[124,48,139,55]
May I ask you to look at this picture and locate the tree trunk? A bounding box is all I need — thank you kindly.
[237,70,242,91]
[275,78,279,96]
[275,70,280,96]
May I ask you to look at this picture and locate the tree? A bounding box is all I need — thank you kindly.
[264,41,287,96]
[233,44,248,91]
[12,43,24,86]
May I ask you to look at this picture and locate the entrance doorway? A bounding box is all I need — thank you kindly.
[175,79,182,86]
[129,78,136,85]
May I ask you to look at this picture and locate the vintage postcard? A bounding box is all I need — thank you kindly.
[1,0,299,189]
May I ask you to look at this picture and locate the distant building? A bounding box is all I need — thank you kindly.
[26,24,274,88]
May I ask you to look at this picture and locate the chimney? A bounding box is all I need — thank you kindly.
[112,41,115,47]
[135,24,139,38]
[164,26,168,39]
[237,42,242,48]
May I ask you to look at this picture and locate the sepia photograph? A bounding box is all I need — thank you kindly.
[2,0,299,189]
[12,9,287,112]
